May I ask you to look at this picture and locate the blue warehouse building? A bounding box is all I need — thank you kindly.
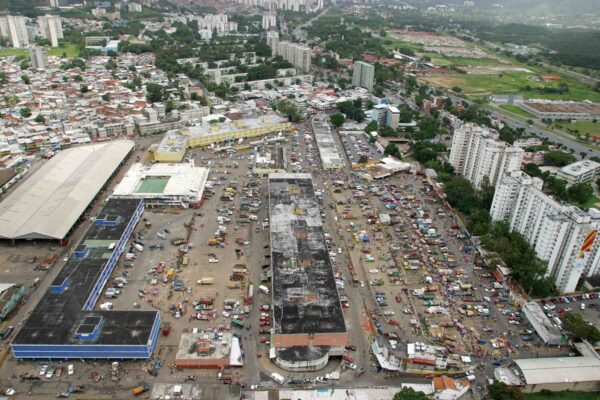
[12,198,161,360]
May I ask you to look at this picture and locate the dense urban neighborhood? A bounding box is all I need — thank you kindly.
[0,0,599,399]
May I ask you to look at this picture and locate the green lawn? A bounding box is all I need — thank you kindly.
[0,48,27,57]
[0,43,79,58]
[553,121,600,136]
[580,196,600,209]
[525,391,600,400]
[382,35,424,52]
[49,44,79,58]
[434,56,505,67]
[499,104,535,118]
[423,71,600,102]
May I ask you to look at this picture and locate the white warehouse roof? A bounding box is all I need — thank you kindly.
[112,162,209,200]
[0,140,134,240]
[515,352,600,385]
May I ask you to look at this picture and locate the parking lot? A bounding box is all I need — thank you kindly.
[338,129,382,165]
[540,293,600,332]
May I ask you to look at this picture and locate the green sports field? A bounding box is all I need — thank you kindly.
[137,177,169,193]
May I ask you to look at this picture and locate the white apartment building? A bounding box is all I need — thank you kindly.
[29,46,48,70]
[275,41,311,72]
[37,15,63,47]
[267,30,279,52]
[370,104,399,129]
[237,0,324,13]
[448,123,524,189]
[262,14,276,30]
[557,160,600,186]
[513,138,542,149]
[0,15,29,48]
[352,61,374,92]
[128,2,143,12]
[491,170,600,293]
[195,14,238,34]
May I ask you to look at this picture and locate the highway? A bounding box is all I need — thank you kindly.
[489,109,600,159]
[446,95,600,159]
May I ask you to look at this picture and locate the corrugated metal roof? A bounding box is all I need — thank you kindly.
[516,355,600,385]
[0,140,134,240]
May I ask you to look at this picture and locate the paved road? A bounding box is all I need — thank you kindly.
[448,94,600,159]
[291,6,330,41]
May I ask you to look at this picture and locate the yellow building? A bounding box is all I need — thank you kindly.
[151,115,292,163]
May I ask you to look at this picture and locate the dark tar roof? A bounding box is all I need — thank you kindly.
[13,198,158,346]
[268,173,346,335]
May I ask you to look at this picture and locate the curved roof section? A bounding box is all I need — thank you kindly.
[0,140,134,240]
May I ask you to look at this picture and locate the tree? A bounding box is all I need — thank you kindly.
[4,95,18,107]
[21,75,30,84]
[379,126,397,137]
[277,99,301,122]
[358,155,369,164]
[393,387,428,400]
[444,177,477,213]
[34,114,45,123]
[399,106,413,123]
[544,150,577,167]
[384,143,402,159]
[567,182,594,205]
[451,86,462,93]
[523,163,542,178]
[145,83,164,103]
[19,107,32,118]
[563,313,600,342]
[101,93,111,102]
[165,99,175,113]
[330,113,345,127]
[336,101,365,123]
[488,381,524,400]
[364,121,378,133]
[80,85,89,93]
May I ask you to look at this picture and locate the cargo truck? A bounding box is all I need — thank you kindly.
[197,277,214,285]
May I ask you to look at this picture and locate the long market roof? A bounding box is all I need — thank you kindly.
[0,140,133,240]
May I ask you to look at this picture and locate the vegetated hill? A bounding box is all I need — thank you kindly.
[0,0,44,16]
[474,0,600,15]
[476,23,600,70]
[404,0,600,16]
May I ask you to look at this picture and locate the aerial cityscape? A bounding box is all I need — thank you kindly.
[0,0,599,399]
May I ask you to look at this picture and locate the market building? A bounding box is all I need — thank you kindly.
[11,198,161,360]
[112,162,209,208]
[150,115,291,163]
[0,140,134,241]
[494,341,600,393]
[268,173,347,371]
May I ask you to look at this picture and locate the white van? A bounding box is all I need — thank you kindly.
[271,372,285,384]
[258,285,270,295]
